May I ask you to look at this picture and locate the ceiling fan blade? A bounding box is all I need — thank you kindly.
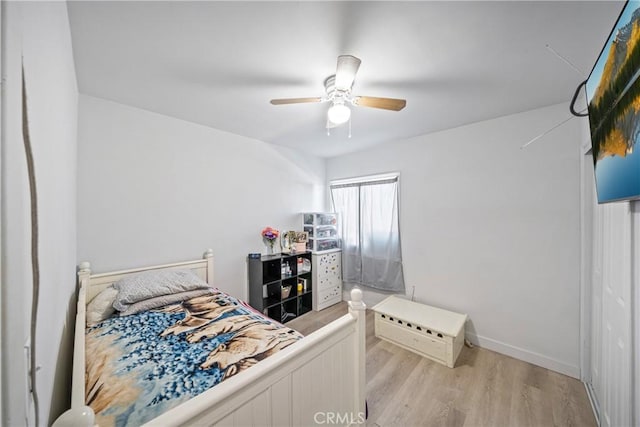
[353,96,406,111]
[335,55,361,91]
[270,97,323,105]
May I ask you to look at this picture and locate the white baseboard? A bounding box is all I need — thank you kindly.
[584,381,601,426]
[465,332,580,379]
[348,285,582,379]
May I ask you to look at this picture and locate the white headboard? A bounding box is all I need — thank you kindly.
[63,249,214,418]
[79,249,214,303]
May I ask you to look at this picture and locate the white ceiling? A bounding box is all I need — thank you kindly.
[68,1,623,158]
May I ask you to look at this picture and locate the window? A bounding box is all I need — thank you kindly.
[330,174,404,292]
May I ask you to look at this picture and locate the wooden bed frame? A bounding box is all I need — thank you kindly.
[54,249,366,426]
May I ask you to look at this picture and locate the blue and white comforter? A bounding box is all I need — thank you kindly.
[85,290,302,426]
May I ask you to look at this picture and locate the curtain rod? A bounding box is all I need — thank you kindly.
[330,172,399,187]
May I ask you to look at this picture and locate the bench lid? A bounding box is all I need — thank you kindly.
[372,295,467,337]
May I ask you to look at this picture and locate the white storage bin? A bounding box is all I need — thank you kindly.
[303,212,341,253]
[372,296,467,368]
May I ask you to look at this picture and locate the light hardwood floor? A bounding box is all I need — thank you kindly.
[287,302,597,427]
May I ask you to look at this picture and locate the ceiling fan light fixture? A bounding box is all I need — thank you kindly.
[269,55,407,130]
[327,103,351,125]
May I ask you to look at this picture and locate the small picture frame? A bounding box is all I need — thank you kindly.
[281,231,296,253]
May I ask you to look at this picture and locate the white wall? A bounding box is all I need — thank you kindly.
[1,2,78,425]
[77,95,325,300]
[327,102,582,377]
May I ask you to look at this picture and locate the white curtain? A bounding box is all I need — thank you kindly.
[330,177,404,292]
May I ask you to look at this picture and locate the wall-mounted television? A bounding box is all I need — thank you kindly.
[586,0,640,204]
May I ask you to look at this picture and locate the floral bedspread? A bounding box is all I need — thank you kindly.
[85,290,302,426]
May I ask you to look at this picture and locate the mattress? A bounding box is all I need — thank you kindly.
[85,290,302,426]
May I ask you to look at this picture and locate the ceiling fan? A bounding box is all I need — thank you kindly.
[270,55,407,129]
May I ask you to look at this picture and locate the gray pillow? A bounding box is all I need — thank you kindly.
[119,288,214,316]
[113,269,210,312]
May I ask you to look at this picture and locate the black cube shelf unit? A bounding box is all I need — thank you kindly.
[248,251,313,324]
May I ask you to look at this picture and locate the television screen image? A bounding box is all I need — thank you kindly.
[586,0,640,203]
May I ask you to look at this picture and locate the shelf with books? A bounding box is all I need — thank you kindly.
[248,251,313,324]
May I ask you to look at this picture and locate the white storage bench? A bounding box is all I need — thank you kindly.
[372,296,467,368]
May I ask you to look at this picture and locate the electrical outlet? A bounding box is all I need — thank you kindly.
[24,338,31,395]
[23,338,34,426]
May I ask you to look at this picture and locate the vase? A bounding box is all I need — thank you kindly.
[264,240,275,255]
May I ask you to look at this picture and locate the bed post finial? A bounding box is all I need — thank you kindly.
[203,248,214,259]
[52,406,95,427]
[348,288,365,311]
[77,262,91,287]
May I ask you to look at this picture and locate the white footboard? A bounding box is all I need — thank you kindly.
[54,252,366,427]
[154,289,366,426]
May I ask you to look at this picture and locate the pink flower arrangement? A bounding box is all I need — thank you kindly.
[261,227,279,252]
